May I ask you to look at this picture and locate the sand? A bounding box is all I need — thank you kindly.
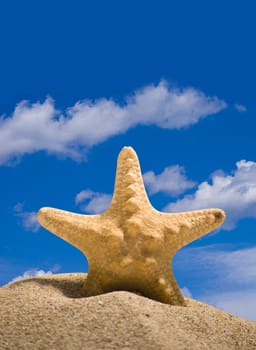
[0,273,255,350]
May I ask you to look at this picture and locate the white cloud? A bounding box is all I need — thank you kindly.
[0,81,226,165]
[11,268,53,282]
[215,247,256,284]
[143,165,196,196]
[175,245,256,321]
[200,247,256,321]
[180,246,256,287]
[75,190,94,204]
[10,264,61,283]
[14,203,40,232]
[234,103,247,112]
[166,160,256,229]
[75,189,112,214]
[181,286,193,298]
[201,291,256,321]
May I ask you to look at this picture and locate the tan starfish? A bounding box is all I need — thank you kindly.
[38,147,225,306]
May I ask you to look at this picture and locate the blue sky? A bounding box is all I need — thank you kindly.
[1,1,256,321]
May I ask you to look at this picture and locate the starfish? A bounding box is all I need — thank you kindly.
[38,147,225,306]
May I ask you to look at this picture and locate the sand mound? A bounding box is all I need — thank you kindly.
[0,273,255,350]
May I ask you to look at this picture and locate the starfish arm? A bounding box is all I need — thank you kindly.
[109,146,152,214]
[38,207,100,254]
[163,208,226,250]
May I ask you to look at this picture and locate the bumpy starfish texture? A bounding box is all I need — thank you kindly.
[38,147,225,306]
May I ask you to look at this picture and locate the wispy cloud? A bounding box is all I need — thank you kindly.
[75,190,112,214]
[0,81,226,165]
[11,264,61,282]
[143,165,196,196]
[181,286,193,298]
[14,203,40,232]
[166,160,256,229]
[234,103,247,112]
[201,291,256,321]
[175,245,256,321]
[11,268,52,282]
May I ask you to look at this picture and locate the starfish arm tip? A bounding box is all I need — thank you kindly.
[119,146,137,160]
[37,207,70,233]
[37,207,51,226]
[208,208,226,227]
